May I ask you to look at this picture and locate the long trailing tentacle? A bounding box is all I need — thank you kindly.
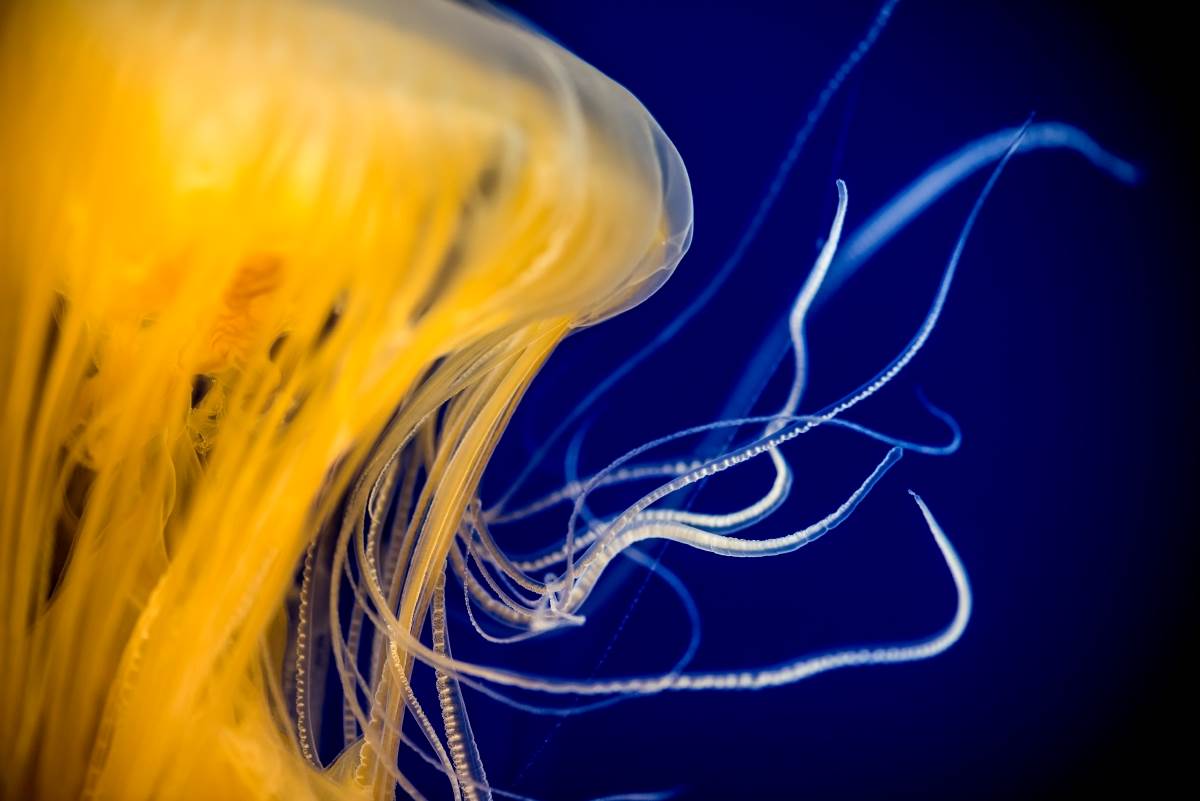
[821,121,1141,305]
[327,116,1028,729]
[339,489,971,699]
[504,112,1029,580]
[432,574,492,801]
[507,407,961,574]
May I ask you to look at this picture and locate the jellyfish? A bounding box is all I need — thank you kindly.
[0,0,688,796]
[0,1,1138,800]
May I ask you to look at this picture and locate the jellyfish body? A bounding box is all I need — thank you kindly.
[0,1,688,798]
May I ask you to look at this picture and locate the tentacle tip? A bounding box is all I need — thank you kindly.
[1119,162,1145,186]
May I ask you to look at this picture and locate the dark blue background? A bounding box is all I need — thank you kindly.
[423,2,1196,799]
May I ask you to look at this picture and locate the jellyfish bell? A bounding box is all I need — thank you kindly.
[5,0,692,367]
[0,0,689,799]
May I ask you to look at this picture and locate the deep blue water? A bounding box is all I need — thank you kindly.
[402,2,1196,799]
